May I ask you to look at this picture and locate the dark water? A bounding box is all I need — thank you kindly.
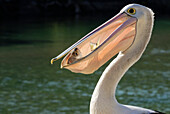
[0,16,169,114]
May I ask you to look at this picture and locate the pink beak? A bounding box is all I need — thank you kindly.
[51,12,137,74]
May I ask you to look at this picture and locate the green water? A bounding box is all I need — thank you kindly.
[0,17,169,114]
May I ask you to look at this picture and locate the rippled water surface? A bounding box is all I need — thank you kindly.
[0,17,169,113]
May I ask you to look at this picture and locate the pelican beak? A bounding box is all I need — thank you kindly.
[51,12,137,74]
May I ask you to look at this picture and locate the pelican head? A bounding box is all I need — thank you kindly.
[51,4,154,74]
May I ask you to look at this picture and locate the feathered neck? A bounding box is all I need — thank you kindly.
[90,9,154,114]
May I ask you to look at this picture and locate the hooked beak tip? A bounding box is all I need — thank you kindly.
[51,58,58,64]
[50,59,54,64]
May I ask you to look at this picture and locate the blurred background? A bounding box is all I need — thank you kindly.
[0,0,170,113]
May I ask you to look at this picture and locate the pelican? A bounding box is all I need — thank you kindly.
[51,4,165,114]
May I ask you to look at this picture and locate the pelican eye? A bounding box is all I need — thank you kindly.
[127,8,136,15]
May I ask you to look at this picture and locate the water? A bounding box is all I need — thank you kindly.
[0,16,169,113]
